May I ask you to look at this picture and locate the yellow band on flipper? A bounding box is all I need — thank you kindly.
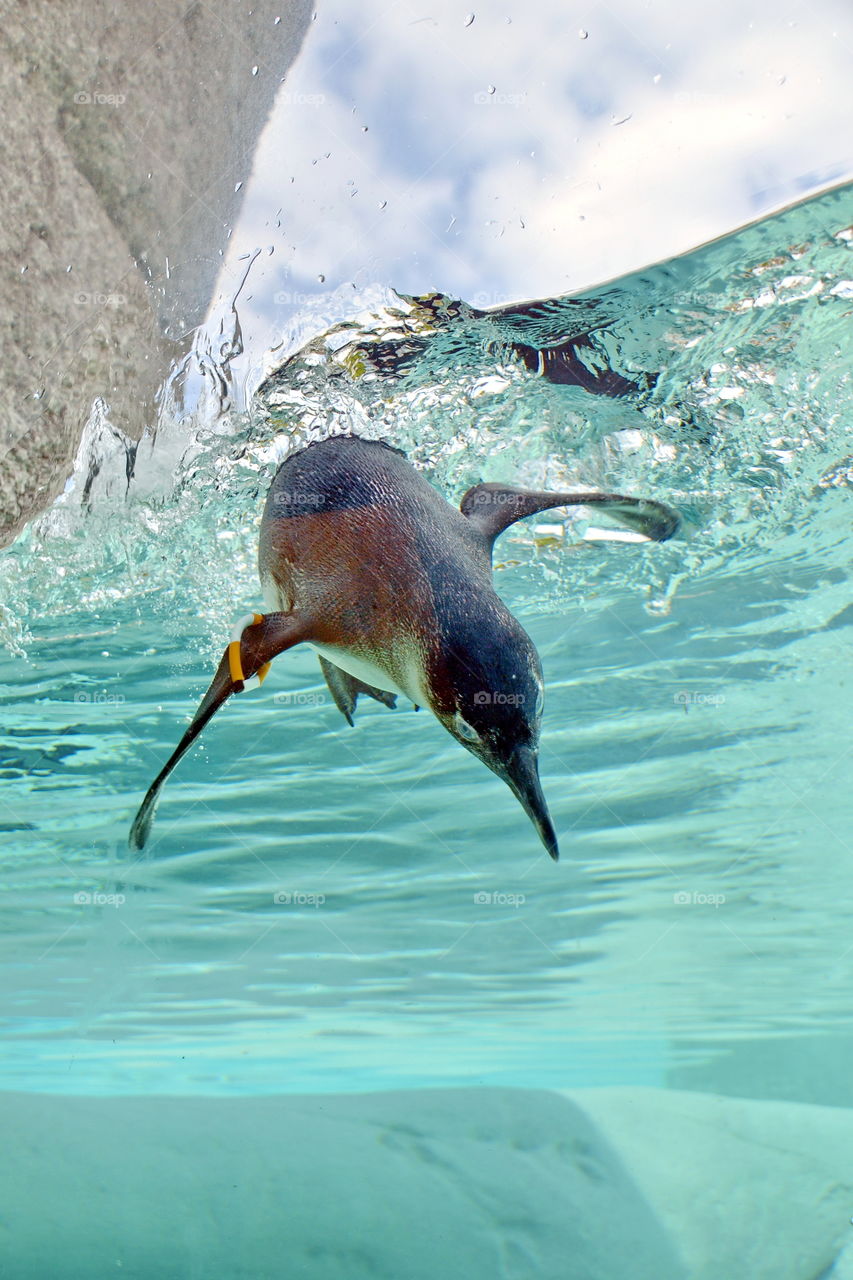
[228,613,271,690]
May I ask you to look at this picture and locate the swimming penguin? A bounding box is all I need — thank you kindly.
[129,435,678,858]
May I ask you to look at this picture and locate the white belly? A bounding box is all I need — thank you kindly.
[311,643,423,703]
[261,573,428,706]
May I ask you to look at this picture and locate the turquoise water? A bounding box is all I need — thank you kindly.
[2,182,853,1116]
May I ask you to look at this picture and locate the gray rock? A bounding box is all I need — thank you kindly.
[0,0,313,543]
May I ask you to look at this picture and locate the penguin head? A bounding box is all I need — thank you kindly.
[430,616,559,860]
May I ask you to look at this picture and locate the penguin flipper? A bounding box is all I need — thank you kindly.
[318,656,397,727]
[129,611,307,852]
[460,483,679,546]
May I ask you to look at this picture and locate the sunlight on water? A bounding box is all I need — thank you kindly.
[1,183,852,1096]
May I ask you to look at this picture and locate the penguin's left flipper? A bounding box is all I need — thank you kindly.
[318,656,397,727]
[460,483,679,548]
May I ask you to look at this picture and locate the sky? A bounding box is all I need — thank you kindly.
[205,0,853,389]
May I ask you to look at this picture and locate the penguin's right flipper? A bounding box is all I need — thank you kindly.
[129,611,307,852]
[460,483,679,548]
[318,655,397,727]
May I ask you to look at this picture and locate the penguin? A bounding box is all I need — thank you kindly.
[129,435,678,858]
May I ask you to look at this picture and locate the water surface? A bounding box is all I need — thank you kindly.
[2,181,852,1098]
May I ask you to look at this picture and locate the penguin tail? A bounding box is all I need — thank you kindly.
[129,612,307,852]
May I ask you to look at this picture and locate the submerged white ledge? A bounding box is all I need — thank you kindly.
[3,1085,852,1279]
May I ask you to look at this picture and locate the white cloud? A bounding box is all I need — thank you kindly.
[208,0,853,372]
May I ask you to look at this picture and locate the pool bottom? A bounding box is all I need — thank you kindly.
[3,1084,852,1279]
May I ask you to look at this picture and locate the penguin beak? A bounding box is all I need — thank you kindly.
[501,745,559,861]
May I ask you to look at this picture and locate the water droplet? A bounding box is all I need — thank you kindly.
[251,65,259,76]
[235,181,243,193]
[464,12,474,25]
[579,28,588,39]
[66,265,72,272]
[379,200,387,209]
[487,84,496,95]
[274,15,281,23]
[361,125,368,132]
[610,112,632,126]
[317,274,325,283]
[20,265,27,274]
[653,73,661,84]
